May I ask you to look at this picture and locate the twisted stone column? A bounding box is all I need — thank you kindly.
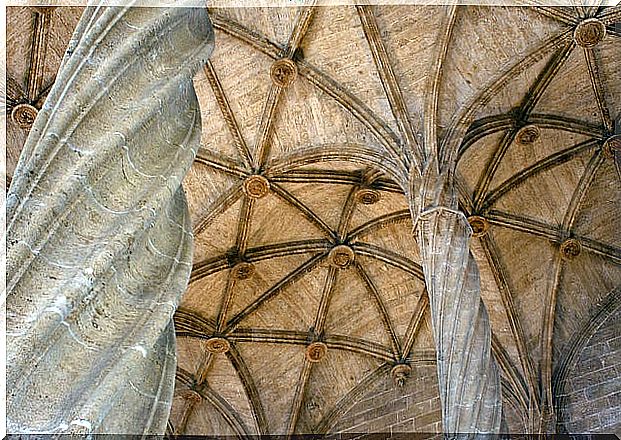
[5,4,213,434]
[412,164,502,435]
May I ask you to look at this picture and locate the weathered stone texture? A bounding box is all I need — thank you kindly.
[558,308,621,434]
[6,4,621,436]
[333,364,442,434]
[6,4,213,434]
[414,163,502,434]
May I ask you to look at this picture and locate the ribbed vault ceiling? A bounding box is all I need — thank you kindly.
[4,3,621,436]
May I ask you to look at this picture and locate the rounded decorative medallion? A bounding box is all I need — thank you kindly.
[391,363,412,387]
[574,18,606,48]
[560,238,582,260]
[243,175,270,199]
[515,124,541,145]
[232,261,254,280]
[329,245,355,269]
[205,337,230,354]
[11,103,38,129]
[182,389,202,403]
[270,58,297,87]
[356,188,381,205]
[305,342,328,363]
[602,135,621,160]
[467,215,490,238]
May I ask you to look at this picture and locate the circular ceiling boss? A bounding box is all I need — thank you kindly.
[515,124,541,145]
[270,58,297,87]
[574,18,606,48]
[243,175,270,199]
[205,337,231,354]
[232,262,255,280]
[468,215,490,238]
[305,341,328,363]
[560,238,582,261]
[391,363,412,387]
[603,135,621,160]
[11,103,38,129]
[329,245,355,269]
[180,389,203,403]
[356,188,381,205]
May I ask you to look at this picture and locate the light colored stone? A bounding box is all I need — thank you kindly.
[414,162,502,434]
[6,3,213,434]
[6,3,621,436]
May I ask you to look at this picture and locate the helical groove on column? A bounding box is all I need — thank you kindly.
[413,164,502,435]
[5,3,214,434]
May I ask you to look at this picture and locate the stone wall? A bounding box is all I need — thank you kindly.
[331,363,442,434]
[557,307,620,434]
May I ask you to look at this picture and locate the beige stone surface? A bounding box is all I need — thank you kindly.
[5,3,621,436]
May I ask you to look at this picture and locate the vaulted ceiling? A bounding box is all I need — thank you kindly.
[4,4,621,436]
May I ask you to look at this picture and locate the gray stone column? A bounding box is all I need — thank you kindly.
[412,163,502,435]
[5,3,213,434]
